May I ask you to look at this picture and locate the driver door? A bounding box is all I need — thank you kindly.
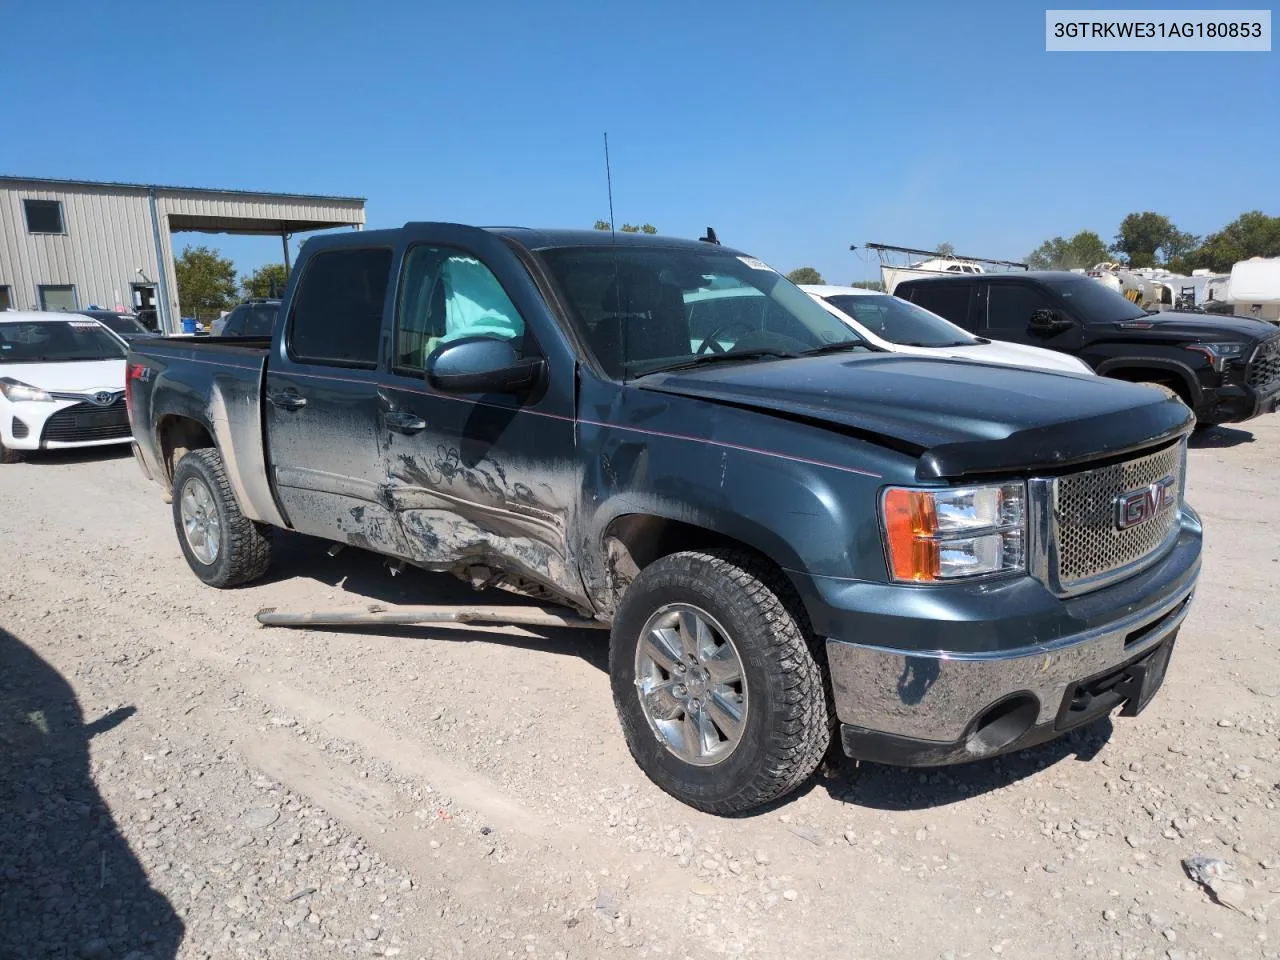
[375,225,588,607]
[982,281,1083,352]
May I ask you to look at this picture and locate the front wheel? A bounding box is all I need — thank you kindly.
[0,438,22,464]
[171,448,272,587]
[610,550,832,815]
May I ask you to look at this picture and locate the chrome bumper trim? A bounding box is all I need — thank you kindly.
[825,577,1196,744]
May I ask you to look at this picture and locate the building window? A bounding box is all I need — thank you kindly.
[38,285,77,311]
[23,199,66,234]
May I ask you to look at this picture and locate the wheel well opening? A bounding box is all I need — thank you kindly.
[158,416,215,484]
[602,515,778,610]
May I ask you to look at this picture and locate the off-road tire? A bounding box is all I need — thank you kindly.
[171,448,272,587]
[610,549,833,815]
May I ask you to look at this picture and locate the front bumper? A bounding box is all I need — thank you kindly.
[822,510,1201,766]
[2,395,131,450]
[1197,379,1280,424]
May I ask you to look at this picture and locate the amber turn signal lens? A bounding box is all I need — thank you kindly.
[882,488,941,582]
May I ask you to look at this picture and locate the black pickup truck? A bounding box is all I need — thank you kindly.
[127,225,1202,814]
[896,271,1280,428]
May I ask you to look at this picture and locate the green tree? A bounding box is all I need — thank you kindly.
[594,221,657,234]
[786,266,824,285]
[935,242,955,257]
[849,280,885,291]
[1112,212,1176,267]
[1185,211,1280,272]
[175,245,237,320]
[1026,230,1112,271]
[243,263,289,299]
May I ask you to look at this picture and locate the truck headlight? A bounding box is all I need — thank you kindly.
[0,378,54,402]
[1186,342,1246,373]
[880,482,1026,582]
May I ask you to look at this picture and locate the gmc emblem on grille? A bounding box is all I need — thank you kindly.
[1115,475,1177,530]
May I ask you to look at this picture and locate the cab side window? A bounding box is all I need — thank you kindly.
[986,283,1055,330]
[395,246,526,371]
[289,248,392,367]
[905,283,973,330]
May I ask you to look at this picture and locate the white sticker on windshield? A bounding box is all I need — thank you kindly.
[737,256,776,272]
[68,320,100,328]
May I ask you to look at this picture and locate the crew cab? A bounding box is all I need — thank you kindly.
[128,225,1202,814]
[896,271,1280,427]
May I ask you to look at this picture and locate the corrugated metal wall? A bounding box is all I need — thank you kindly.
[0,178,365,330]
[0,182,159,314]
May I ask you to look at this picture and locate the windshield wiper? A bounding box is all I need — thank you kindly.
[897,340,973,348]
[799,341,867,356]
[641,349,799,375]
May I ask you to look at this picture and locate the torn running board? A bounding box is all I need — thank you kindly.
[255,602,609,630]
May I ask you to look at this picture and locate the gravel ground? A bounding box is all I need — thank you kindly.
[1,419,1278,960]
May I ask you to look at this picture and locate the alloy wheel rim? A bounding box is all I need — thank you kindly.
[180,477,221,565]
[634,603,748,767]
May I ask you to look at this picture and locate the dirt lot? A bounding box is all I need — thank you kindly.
[2,420,1278,960]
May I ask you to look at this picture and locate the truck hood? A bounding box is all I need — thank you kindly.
[639,353,1191,480]
[1120,311,1276,341]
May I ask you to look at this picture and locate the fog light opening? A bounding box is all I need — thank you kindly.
[966,694,1039,757]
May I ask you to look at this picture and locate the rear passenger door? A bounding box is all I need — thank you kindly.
[264,245,409,555]
[903,283,976,333]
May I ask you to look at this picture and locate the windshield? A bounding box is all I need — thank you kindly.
[92,313,148,335]
[1044,276,1147,322]
[823,294,979,347]
[0,320,127,363]
[537,247,865,378]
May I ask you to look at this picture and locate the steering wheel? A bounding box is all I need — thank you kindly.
[696,321,757,355]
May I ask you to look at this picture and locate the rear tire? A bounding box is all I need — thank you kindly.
[610,549,832,815]
[171,448,272,587]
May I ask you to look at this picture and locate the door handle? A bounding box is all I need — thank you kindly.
[268,391,307,410]
[384,410,427,434]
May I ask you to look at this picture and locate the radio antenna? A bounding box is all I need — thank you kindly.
[604,132,617,239]
[604,132,627,380]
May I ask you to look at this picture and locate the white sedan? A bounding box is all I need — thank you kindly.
[801,285,1094,375]
[0,311,131,463]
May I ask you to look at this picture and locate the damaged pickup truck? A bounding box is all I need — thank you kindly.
[127,224,1202,814]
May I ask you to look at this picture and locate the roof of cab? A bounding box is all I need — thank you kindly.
[300,224,747,256]
[896,270,1084,287]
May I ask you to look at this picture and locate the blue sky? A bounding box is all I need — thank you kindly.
[4,1,1276,284]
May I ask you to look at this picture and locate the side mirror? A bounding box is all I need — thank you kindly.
[1029,308,1073,333]
[426,335,545,395]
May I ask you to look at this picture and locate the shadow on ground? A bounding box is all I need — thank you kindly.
[816,717,1114,811]
[256,531,609,671]
[0,626,182,959]
[8,445,135,466]
[1189,425,1254,449]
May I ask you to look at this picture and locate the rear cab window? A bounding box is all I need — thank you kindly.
[903,283,975,331]
[288,249,393,367]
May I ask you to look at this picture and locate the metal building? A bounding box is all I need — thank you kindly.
[0,176,365,332]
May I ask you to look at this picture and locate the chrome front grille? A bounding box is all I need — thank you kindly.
[1051,441,1184,589]
[1247,336,1280,392]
